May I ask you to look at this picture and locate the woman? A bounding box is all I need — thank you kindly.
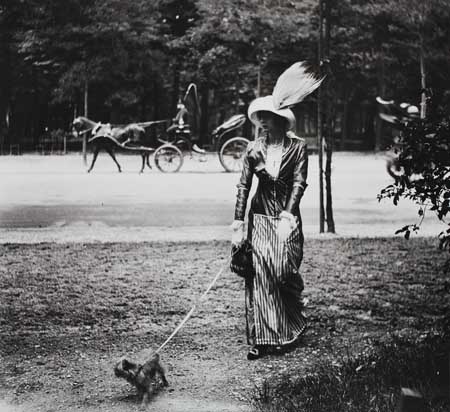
[231,95,308,360]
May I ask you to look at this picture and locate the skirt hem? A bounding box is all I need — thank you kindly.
[253,320,308,347]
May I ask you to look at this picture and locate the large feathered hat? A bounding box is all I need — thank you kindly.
[272,61,323,110]
[248,96,296,130]
[248,61,323,130]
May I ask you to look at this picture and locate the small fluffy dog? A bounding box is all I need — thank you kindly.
[114,353,169,404]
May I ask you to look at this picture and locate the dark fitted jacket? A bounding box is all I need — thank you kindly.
[234,132,308,221]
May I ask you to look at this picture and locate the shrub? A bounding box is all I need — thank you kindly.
[252,327,450,412]
[378,101,450,250]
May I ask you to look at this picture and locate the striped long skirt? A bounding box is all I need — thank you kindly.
[245,213,307,346]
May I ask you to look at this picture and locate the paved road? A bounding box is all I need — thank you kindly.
[0,152,444,242]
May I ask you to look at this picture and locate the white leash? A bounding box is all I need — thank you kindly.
[153,255,232,355]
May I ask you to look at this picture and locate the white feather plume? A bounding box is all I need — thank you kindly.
[272,62,324,110]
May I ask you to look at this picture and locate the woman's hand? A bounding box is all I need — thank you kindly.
[278,211,296,242]
[231,220,245,245]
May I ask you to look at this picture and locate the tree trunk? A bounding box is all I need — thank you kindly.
[340,97,348,150]
[324,142,335,233]
[255,64,262,139]
[257,65,261,98]
[317,0,325,233]
[30,76,40,149]
[83,79,88,165]
[375,56,386,151]
[419,39,426,119]
[0,104,9,155]
[152,78,160,120]
[324,0,335,233]
[172,64,180,117]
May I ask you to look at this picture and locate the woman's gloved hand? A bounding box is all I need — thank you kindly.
[278,211,296,242]
[231,220,245,246]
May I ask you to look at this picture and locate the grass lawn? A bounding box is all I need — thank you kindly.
[0,238,449,412]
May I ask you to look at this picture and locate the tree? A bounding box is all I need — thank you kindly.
[176,0,317,142]
[0,0,17,152]
[0,0,52,150]
[375,0,450,118]
[3,0,449,154]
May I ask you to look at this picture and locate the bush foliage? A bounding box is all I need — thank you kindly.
[378,103,450,250]
[253,327,450,412]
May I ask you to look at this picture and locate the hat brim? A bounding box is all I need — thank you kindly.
[248,95,296,130]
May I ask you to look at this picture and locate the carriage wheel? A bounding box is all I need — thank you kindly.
[154,144,184,173]
[219,137,249,173]
[174,136,192,153]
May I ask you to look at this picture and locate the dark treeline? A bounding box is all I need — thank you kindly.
[1,0,449,152]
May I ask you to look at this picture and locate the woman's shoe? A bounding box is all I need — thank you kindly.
[247,347,261,360]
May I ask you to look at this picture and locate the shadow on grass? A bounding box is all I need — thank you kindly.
[114,382,167,406]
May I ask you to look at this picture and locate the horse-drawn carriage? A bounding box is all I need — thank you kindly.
[72,84,250,173]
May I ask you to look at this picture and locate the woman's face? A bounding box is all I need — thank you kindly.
[257,111,286,134]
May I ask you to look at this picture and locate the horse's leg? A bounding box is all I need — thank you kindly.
[87,147,99,173]
[145,153,152,170]
[106,147,122,172]
[139,153,145,174]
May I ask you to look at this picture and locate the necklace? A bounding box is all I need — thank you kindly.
[266,143,283,178]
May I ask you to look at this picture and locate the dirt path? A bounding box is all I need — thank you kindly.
[1,239,448,412]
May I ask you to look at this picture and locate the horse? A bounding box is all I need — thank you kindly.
[72,116,163,173]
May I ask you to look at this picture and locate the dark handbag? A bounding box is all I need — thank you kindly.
[230,239,254,279]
